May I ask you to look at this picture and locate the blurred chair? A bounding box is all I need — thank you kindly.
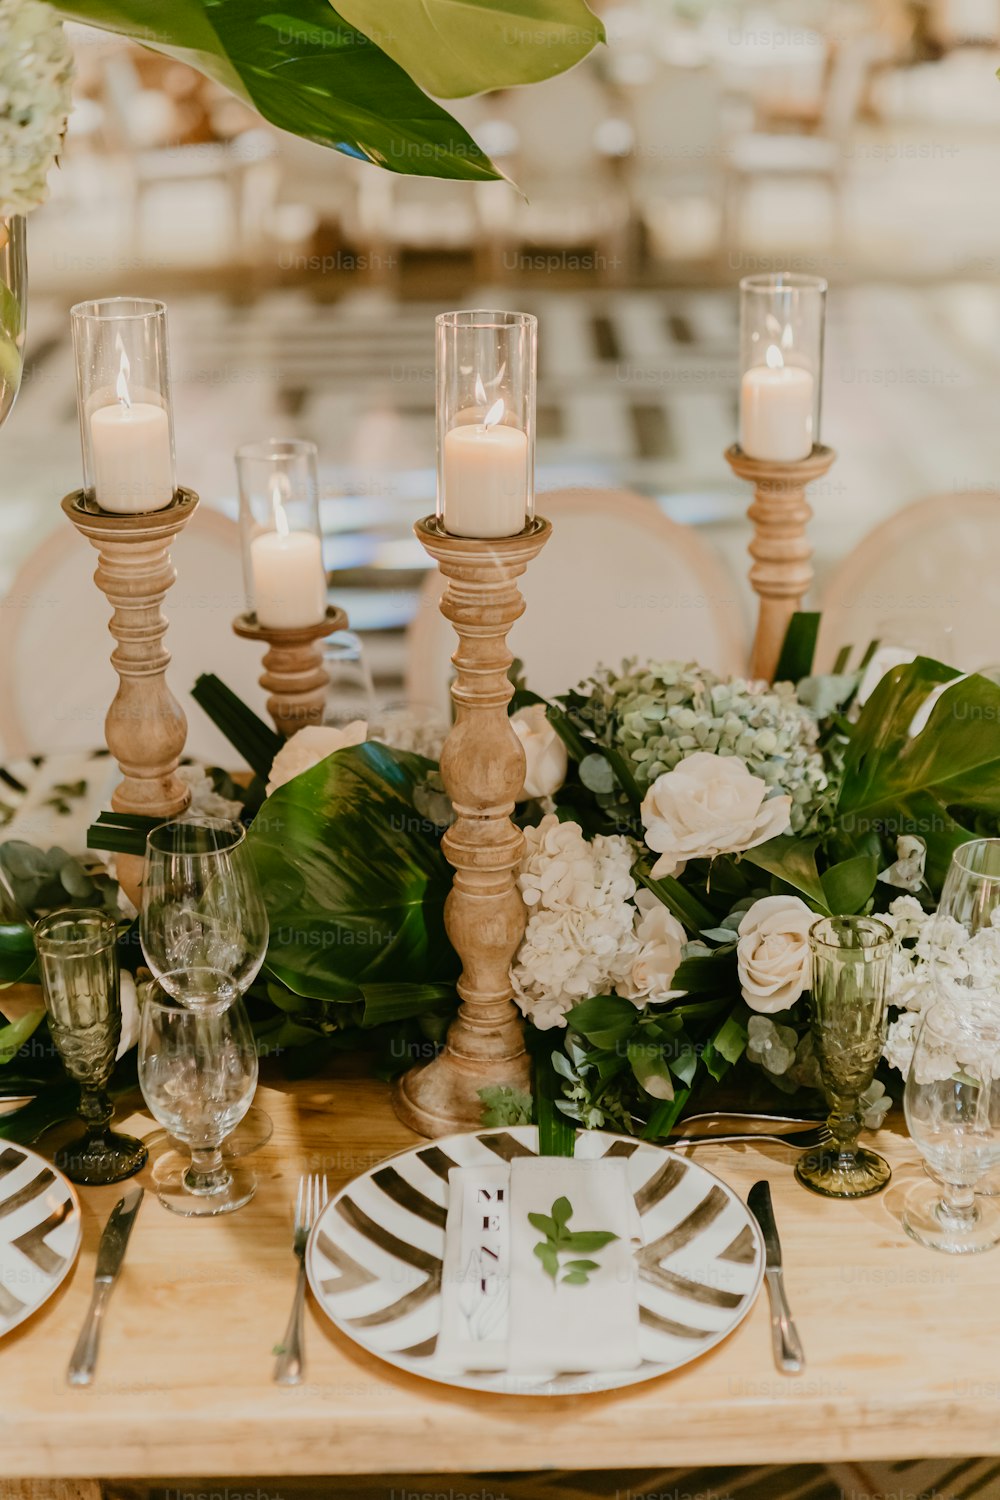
[0,507,269,767]
[489,68,632,281]
[626,63,726,265]
[100,50,279,264]
[723,35,888,248]
[405,487,747,717]
[816,493,1000,674]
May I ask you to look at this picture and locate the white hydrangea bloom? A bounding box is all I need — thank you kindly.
[0,0,74,217]
[511,814,640,1029]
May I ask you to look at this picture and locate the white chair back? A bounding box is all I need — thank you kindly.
[0,506,269,766]
[405,487,747,717]
[817,493,1000,674]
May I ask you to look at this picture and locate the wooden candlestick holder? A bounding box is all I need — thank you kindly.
[62,488,199,906]
[392,515,552,1138]
[233,605,347,739]
[724,443,836,683]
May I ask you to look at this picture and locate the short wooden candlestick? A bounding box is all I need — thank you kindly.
[724,443,836,683]
[233,605,346,739]
[392,515,552,1139]
[61,488,199,906]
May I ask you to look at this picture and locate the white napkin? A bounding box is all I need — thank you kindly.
[507,1157,642,1374]
[438,1165,512,1372]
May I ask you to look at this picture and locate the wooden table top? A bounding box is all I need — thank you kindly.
[3,1065,997,1482]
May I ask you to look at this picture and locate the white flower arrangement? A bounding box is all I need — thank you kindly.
[0,0,74,217]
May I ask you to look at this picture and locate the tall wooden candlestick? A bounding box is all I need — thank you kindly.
[725,444,836,682]
[392,515,551,1138]
[62,489,198,905]
[233,605,346,739]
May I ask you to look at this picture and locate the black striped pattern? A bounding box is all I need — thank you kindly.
[307,1126,763,1396]
[0,1145,80,1338]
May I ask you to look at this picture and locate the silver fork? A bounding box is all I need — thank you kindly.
[274,1173,328,1386]
[669,1123,833,1150]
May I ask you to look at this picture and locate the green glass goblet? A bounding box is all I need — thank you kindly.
[34,910,148,1186]
[795,914,893,1199]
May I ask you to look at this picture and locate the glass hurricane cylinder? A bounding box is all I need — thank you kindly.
[34,909,148,1186]
[796,914,893,1200]
[0,216,27,430]
[71,297,176,514]
[739,273,826,463]
[436,309,536,538]
[236,438,328,630]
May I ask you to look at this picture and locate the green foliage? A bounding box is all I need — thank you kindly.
[530,1196,618,1285]
[478,1084,533,1127]
[46,0,604,183]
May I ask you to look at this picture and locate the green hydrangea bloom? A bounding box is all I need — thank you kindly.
[566,660,831,834]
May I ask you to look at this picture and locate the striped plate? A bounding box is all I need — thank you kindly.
[306,1126,764,1395]
[0,1143,81,1339]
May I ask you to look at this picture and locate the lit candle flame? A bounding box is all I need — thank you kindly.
[765,344,784,371]
[271,473,291,538]
[482,396,505,430]
[115,335,132,409]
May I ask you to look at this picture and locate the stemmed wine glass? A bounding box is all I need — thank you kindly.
[795,915,894,1199]
[140,816,268,1008]
[140,815,271,1159]
[903,1000,1000,1253]
[932,837,1000,1193]
[138,990,258,1216]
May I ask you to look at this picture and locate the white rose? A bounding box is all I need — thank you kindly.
[737,895,814,1013]
[640,752,792,878]
[265,721,367,797]
[618,889,687,1006]
[510,705,568,801]
[116,970,140,1060]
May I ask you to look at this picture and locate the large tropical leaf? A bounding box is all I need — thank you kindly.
[247,741,458,1002]
[48,0,501,180]
[337,0,605,99]
[836,658,1000,886]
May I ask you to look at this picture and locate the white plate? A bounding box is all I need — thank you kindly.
[306,1126,764,1395]
[0,1142,82,1338]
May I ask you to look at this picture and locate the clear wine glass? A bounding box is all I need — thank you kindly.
[903,1000,1000,1253]
[933,837,1000,1193]
[138,988,258,1216]
[140,816,268,1009]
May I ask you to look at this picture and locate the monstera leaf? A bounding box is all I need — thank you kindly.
[836,657,1000,886]
[47,0,603,180]
[336,0,605,98]
[247,741,458,1002]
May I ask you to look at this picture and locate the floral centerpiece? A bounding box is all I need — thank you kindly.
[3,621,1000,1147]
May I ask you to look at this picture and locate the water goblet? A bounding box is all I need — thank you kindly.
[795,914,894,1199]
[903,1000,1000,1253]
[137,986,258,1216]
[34,910,148,1186]
[140,815,268,1009]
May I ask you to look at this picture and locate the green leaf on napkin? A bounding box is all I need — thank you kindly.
[530,1196,619,1285]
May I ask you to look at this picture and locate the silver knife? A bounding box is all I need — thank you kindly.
[67,1185,144,1386]
[747,1179,804,1374]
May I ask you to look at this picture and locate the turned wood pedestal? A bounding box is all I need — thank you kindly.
[233,605,347,738]
[62,489,199,906]
[724,444,836,683]
[392,515,552,1138]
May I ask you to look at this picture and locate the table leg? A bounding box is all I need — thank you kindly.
[0,1484,102,1500]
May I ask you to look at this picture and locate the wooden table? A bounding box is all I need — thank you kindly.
[3,1067,998,1493]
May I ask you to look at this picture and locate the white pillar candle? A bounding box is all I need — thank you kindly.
[443,419,528,538]
[90,401,174,513]
[250,529,327,629]
[739,348,815,463]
